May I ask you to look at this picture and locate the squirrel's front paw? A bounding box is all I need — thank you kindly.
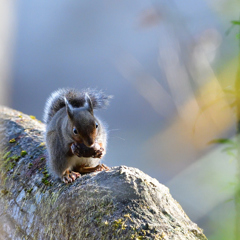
[71,143,89,157]
[71,142,105,159]
[93,147,104,158]
[62,170,81,183]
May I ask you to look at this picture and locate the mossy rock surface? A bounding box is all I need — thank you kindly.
[0,106,207,240]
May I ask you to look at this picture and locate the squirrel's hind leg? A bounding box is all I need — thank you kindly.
[77,164,109,174]
[62,169,81,183]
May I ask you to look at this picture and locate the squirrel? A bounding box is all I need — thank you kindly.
[43,88,112,183]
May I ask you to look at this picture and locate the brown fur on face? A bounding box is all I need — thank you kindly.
[69,108,98,147]
[65,93,98,147]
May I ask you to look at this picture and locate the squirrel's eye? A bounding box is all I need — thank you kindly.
[95,122,98,129]
[73,127,78,135]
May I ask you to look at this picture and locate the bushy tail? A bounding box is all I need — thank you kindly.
[43,88,112,124]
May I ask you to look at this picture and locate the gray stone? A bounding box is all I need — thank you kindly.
[0,106,207,239]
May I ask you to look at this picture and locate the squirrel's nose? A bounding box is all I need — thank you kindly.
[84,139,94,148]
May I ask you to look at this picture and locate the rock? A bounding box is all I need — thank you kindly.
[0,106,207,239]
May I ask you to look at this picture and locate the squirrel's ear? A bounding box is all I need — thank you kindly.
[64,97,74,119]
[84,93,93,114]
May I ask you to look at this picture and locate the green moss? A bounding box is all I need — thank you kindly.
[12,155,20,162]
[41,167,51,185]
[41,175,51,186]
[113,218,126,230]
[135,237,144,240]
[3,157,16,171]
[39,142,45,147]
[21,150,27,157]
[29,115,36,120]
[1,152,23,174]
[27,188,33,194]
[3,151,11,159]
[124,213,133,222]
[41,178,50,185]
[1,188,8,195]
[8,162,16,170]
[9,138,16,143]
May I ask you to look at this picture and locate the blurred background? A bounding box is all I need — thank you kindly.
[1,0,240,239]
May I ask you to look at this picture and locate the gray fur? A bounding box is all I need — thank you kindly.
[43,88,111,180]
[43,88,112,124]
